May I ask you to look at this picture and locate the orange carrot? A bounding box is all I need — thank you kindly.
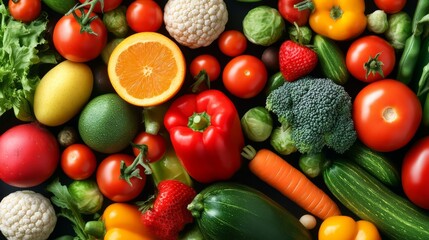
[241,145,341,220]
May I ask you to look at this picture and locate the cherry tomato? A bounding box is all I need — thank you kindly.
[346,35,395,83]
[61,143,97,180]
[126,0,163,32]
[223,55,268,99]
[79,0,123,13]
[190,54,221,81]
[53,10,108,62]
[402,136,429,210]
[353,79,422,152]
[401,136,429,210]
[374,0,406,14]
[218,30,247,57]
[278,0,310,26]
[8,0,41,23]
[96,154,146,202]
[132,132,167,163]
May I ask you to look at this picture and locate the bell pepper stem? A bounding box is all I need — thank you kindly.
[188,112,211,131]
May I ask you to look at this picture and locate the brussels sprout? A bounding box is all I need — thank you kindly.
[385,12,412,50]
[270,125,297,155]
[103,6,129,37]
[101,38,124,65]
[68,180,103,214]
[288,24,312,45]
[367,10,388,34]
[241,106,273,142]
[243,6,285,46]
[298,153,325,178]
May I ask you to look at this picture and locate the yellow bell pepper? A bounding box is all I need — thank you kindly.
[319,215,381,240]
[295,0,367,41]
[85,203,157,240]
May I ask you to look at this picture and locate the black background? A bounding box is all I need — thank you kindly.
[0,0,420,239]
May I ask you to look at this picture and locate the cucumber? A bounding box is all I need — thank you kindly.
[42,0,77,14]
[313,34,349,85]
[188,182,311,240]
[343,141,401,188]
[324,160,429,240]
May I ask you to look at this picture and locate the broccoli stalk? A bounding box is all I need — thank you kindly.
[266,76,357,154]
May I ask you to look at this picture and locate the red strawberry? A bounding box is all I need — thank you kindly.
[141,179,197,240]
[279,40,318,82]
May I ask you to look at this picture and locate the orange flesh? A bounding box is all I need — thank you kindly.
[115,42,178,99]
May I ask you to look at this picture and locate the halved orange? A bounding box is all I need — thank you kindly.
[108,32,186,107]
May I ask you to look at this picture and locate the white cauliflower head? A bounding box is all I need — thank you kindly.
[164,0,228,49]
[0,190,57,240]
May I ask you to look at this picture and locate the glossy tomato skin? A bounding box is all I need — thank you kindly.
[126,0,163,32]
[0,123,59,188]
[353,79,422,152]
[61,143,97,180]
[79,0,123,13]
[132,131,167,162]
[218,30,248,57]
[223,55,268,99]
[346,35,395,83]
[190,54,221,81]
[278,0,310,26]
[402,136,429,210]
[53,11,107,62]
[374,0,406,14]
[8,0,41,23]
[96,154,146,202]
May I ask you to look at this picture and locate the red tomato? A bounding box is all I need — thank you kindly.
[61,143,97,180]
[346,35,395,83]
[132,132,167,163]
[126,0,163,32]
[8,0,41,23]
[223,55,268,99]
[218,30,248,57]
[79,0,123,13]
[96,154,146,202]
[53,10,107,62]
[190,54,221,81]
[353,79,422,152]
[278,0,310,26]
[402,136,429,210]
[0,123,59,188]
[374,0,406,14]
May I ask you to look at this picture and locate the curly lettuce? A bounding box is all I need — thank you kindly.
[0,3,56,121]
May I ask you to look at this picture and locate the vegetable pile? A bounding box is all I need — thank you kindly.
[1,0,429,240]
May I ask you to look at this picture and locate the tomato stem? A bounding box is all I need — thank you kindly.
[67,0,102,35]
[120,144,152,186]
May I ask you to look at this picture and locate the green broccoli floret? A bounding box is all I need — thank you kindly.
[266,76,356,154]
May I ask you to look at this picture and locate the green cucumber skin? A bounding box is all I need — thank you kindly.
[324,161,429,240]
[343,141,401,188]
[189,183,312,240]
[313,34,349,85]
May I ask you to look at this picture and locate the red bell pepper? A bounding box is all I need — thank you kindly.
[163,89,244,183]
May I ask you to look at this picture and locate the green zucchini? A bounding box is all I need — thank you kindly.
[188,182,311,240]
[343,141,401,188]
[42,0,77,14]
[313,34,349,85]
[324,160,429,240]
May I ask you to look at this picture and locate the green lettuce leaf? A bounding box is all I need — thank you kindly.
[0,2,55,121]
